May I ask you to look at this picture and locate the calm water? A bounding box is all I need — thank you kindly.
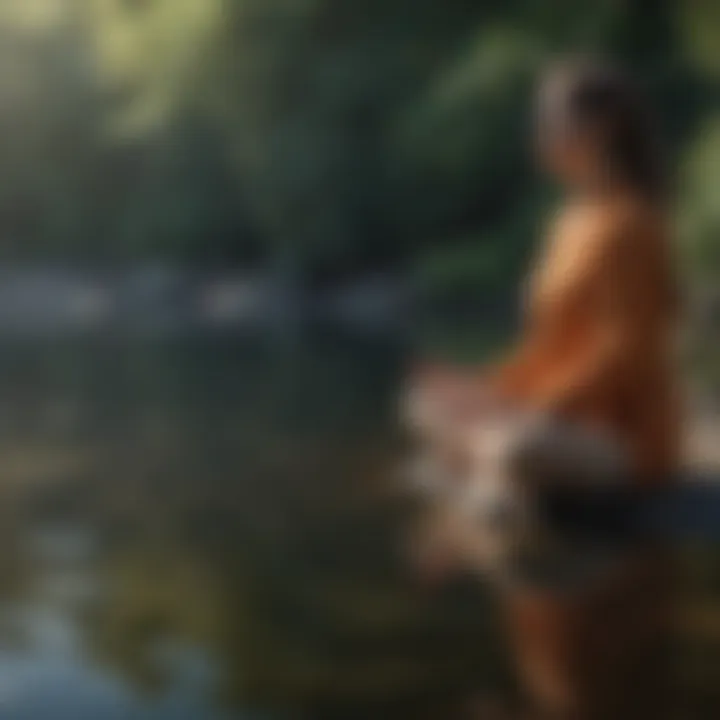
[0,335,715,719]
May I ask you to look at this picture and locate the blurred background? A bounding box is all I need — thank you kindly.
[0,0,716,717]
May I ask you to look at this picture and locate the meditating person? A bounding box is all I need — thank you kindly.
[408,58,682,719]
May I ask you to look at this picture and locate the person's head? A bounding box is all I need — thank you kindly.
[536,57,665,200]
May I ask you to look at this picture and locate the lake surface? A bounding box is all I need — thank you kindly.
[0,334,715,719]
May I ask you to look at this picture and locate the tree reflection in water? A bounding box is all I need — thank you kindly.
[0,336,714,718]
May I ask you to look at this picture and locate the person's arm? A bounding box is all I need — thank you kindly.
[483,335,548,402]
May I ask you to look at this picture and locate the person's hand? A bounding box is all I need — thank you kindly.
[402,361,505,435]
[400,362,456,435]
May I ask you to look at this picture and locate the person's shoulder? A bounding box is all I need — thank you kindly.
[549,198,621,256]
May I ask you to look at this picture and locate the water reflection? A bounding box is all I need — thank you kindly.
[0,336,714,718]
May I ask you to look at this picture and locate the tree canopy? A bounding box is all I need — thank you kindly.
[0,0,715,295]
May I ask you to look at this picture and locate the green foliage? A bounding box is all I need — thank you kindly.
[678,1,720,78]
[680,116,720,279]
[0,0,717,293]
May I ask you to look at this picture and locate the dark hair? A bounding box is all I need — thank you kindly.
[538,58,666,200]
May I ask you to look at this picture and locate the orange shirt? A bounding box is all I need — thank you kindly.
[489,196,681,482]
